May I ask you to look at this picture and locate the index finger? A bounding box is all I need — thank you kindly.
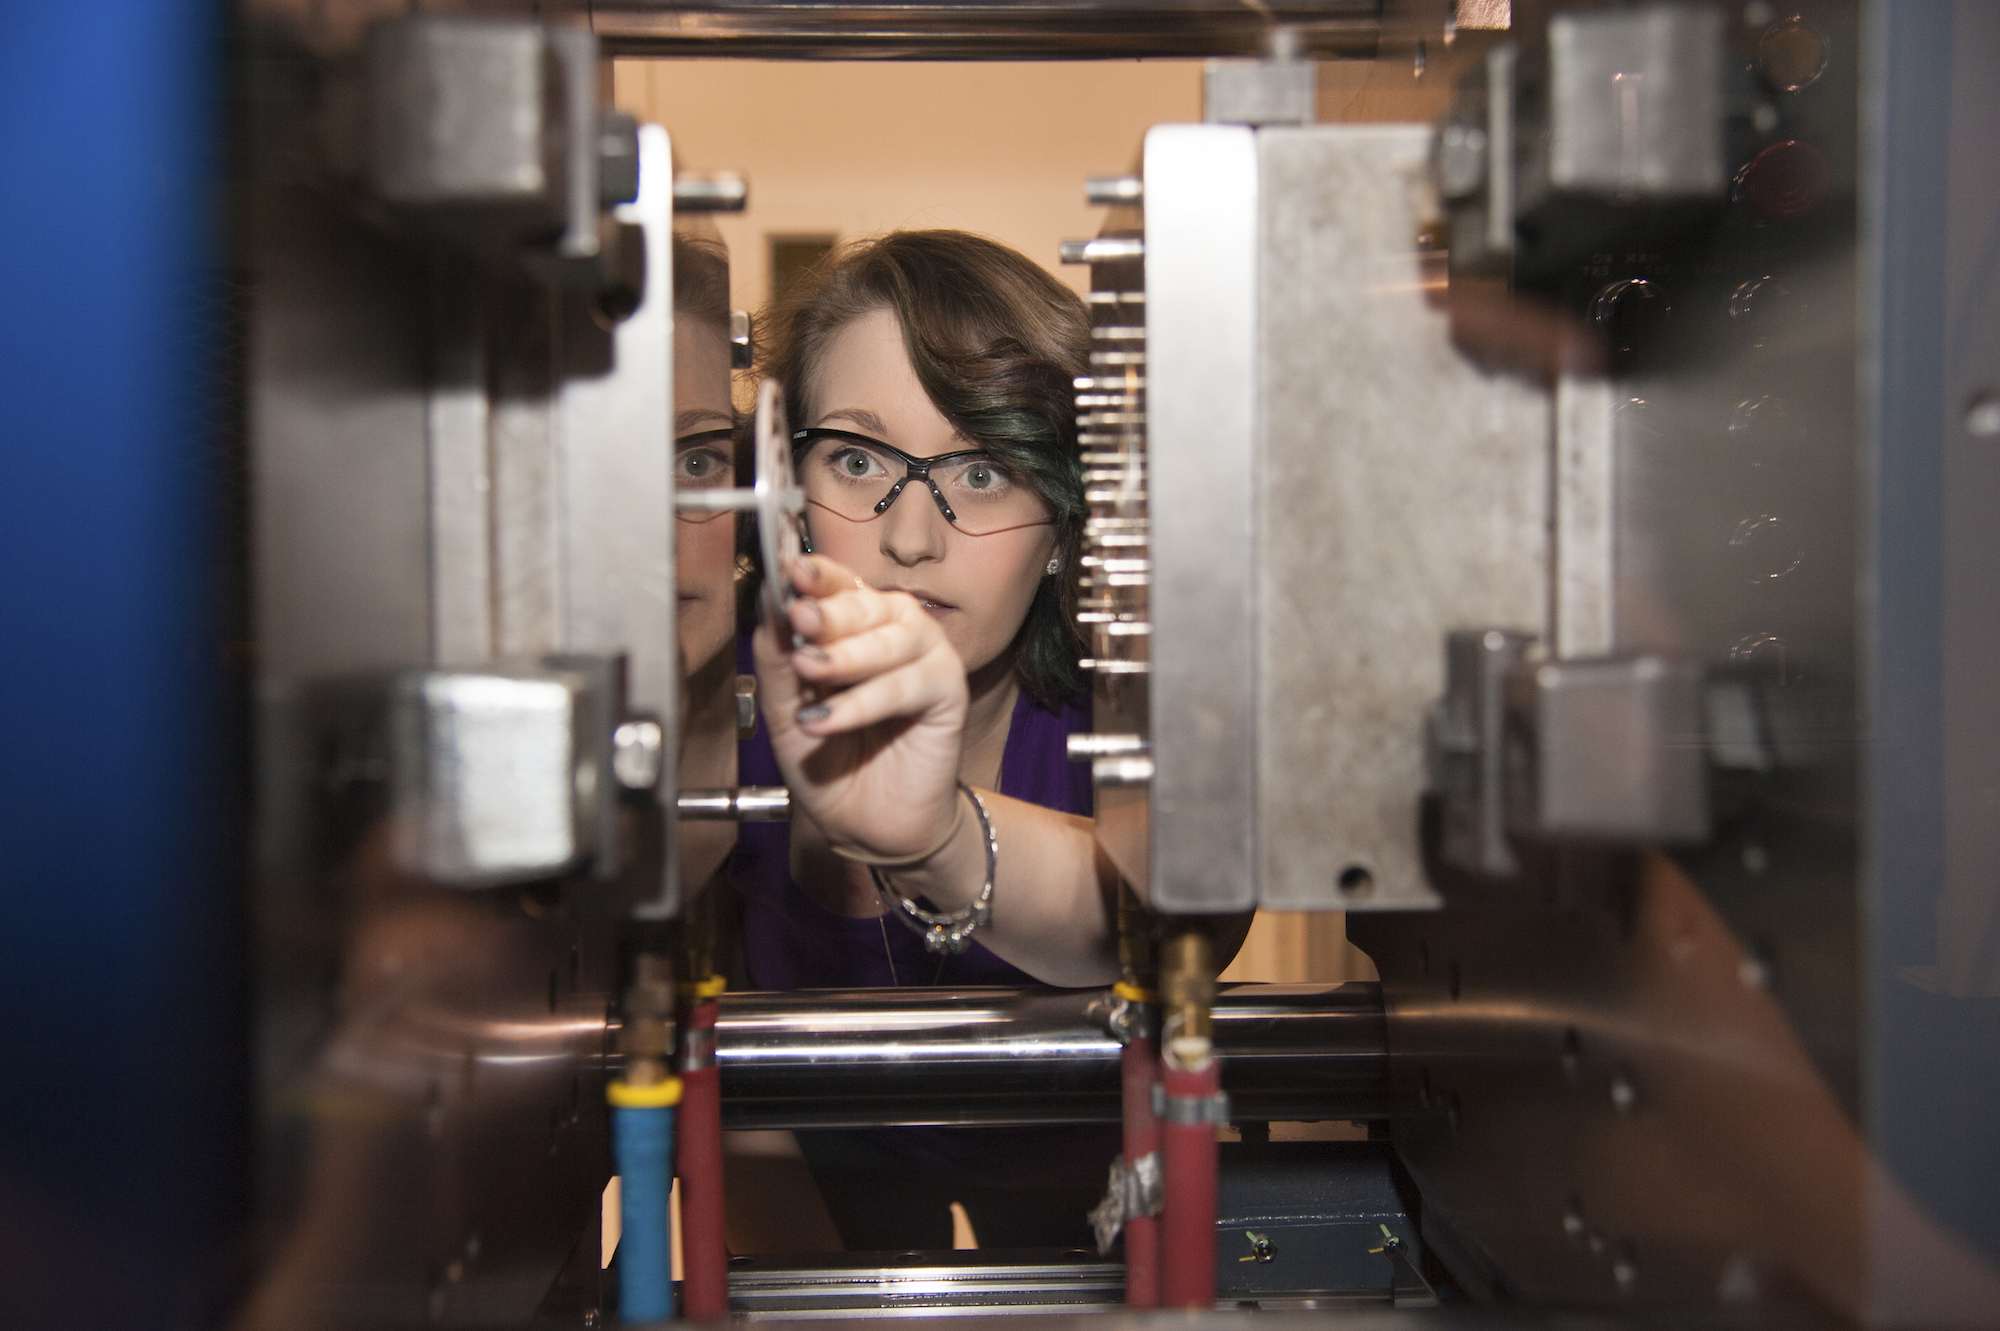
[785,556,919,645]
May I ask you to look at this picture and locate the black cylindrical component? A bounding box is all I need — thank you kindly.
[714,982,1385,1130]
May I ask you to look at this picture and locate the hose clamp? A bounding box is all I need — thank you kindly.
[1084,989,1156,1044]
[678,1027,717,1073]
[1152,1083,1232,1126]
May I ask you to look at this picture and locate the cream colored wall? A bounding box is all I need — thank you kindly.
[612,59,1201,311]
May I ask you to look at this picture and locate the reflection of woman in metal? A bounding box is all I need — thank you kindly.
[731,231,1196,1248]
[670,233,748,894]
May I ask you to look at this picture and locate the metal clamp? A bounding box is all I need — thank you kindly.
[1152,1083,1232,1126]
[1083,988,1156,1045]
[677,1026,717,1073]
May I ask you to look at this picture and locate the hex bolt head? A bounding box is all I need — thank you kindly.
[612,718,665,790]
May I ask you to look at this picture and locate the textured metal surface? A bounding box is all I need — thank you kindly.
[1553,375,1616,658]
[427,272,495,665]
[251,192,432,681]
[364,19,563,213]
[1351,855,2000,1321]
[241,53,680,1322]
[1429,630,1534,880]
[556,122,678,914]
[1254,124,1547,911]
[1345,3,2000,1320]
[1505,656,1708,845]
[713,983,1386,1129]
[1145,122,1259,914]
[1544,8,1725,199]
[388,668,595,885]
[1203,57,1317,127]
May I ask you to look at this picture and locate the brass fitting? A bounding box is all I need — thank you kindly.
[620,951,675,1086]
[1159,928,1215,1069]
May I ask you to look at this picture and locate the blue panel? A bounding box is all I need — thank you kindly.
[0,1,242,1325]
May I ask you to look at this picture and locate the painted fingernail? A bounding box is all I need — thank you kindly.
[792,599,824,637]
[796,703,830,724]
[796,644,830,663]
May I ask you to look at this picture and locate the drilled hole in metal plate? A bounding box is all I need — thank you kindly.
[1756,19,1830,92]
[1337,864,1375,897]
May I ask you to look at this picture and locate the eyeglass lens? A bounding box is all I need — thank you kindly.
[796,430,1051,537]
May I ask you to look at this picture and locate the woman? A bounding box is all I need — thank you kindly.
[731,230,1125,1248]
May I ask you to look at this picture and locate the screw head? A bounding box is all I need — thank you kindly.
[612,718,665,790]
[1437,123,1488,198]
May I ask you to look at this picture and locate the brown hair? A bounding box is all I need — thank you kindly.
[673,231,732,328]
[759,230,1091,708]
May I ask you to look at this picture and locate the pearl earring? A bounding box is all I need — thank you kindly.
[1046,557,1061,576]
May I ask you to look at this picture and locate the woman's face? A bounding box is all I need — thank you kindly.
[801,307,1060,676]
[674,314,739,676]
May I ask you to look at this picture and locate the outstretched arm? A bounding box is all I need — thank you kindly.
[755,555,1118,986]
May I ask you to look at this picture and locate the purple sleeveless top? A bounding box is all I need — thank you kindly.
[730,633,1094,991]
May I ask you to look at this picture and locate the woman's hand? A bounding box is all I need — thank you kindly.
[752,555,967,861]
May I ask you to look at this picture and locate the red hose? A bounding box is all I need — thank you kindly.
[676,997,727,1320]
[1159,1052,1220,1309]
[1120,1033,1160,1308]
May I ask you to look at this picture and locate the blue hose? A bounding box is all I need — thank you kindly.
[613,1098,677,1324]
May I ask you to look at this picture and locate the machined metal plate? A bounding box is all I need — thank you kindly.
[1144,122,1260,914]
[1253,125,1549,911]
[1349,856,2000,1319]
[557,122,679,915]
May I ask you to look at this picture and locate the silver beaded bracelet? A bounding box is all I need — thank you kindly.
[871,782,997,956]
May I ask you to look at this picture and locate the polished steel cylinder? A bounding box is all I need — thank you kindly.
[715,982,1386,1129]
